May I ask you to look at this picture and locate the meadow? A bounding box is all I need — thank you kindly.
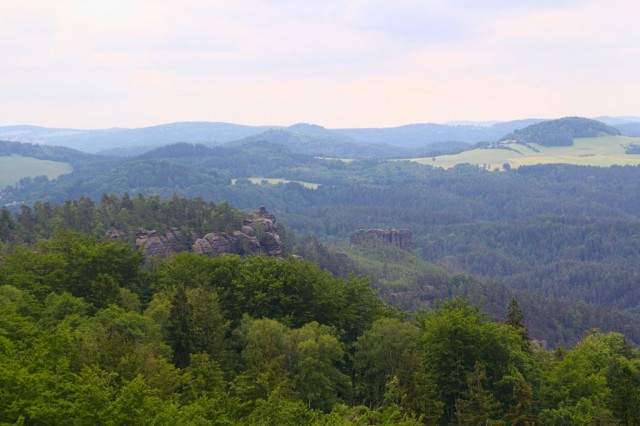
[0,154,72,188]
[409,135,640,170]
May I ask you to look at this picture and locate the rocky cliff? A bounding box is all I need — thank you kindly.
[349,228,413,250]
[107,206,284,258]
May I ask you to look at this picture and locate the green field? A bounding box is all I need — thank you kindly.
[231,177,320,189]
[408,135,640,170]
[0,154,72,189]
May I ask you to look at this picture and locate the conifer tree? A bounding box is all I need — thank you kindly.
[168,285,192,368]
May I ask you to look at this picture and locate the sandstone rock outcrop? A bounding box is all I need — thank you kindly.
[134,228,191,257]
[192,232,234,256]
[191,205,282,257]
[350,228,413,250]
[107,206,284,259]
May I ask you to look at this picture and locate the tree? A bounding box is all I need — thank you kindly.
[289,322,348,411]
[354,318,420,407]
[418,298,538,423]
[232,316,292,404]
[185,287,231,368]
[606,356,640,425]
[0,208,16,242]
[503,375,541,426]
[539,331,626,424]
[168,285,192,368]
[506,299,530,342]
[454,363,505,425]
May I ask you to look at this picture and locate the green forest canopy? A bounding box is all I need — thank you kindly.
[1,228,640,424]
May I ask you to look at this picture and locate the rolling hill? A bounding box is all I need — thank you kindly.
[0,119,551,157]
[409,118,640,170]
[500,117,621,146]
[3,117,638,160]
[230,124,420,158]
[0,122,278,154]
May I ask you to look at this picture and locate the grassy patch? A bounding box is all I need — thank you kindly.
[408,136,640,170]
[0,154,72,188]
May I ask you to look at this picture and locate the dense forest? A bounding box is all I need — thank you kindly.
[3,194,640,348]
[2,207,640,424]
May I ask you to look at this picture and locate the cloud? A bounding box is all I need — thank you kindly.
[0,0,639,128]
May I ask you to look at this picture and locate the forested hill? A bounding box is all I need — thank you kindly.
[500,117,621,146]
[229,127,419,159]
[0,139,98,162]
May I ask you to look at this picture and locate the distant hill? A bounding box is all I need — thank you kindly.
[0,139,97,162]
[1,117,636,158]
[615,122,640,137]
[0,122,278,154]
[595,115,640,126]
[228,125,418,158]
[0,120,549,156]
[137,142,220,159]
[333,119,545,148]
[500,117,621,147]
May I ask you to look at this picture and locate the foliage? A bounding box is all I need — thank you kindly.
[1,223,640,423]
[417,298,539,422]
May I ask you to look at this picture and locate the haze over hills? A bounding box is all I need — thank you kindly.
[0,122,278,154]
[2,116,638,157]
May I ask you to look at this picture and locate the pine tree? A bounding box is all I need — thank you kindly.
[506,299,529,341]
[454,363,505,425]
[503,375,541,426]
[168,285,192,368]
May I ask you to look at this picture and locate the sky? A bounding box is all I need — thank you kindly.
[1,0,639,129]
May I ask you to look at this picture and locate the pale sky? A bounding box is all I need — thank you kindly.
[1,0,639,128]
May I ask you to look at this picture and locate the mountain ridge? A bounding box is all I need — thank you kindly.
[1,116,638,158]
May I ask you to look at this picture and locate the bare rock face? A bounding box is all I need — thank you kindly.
[256,205,276,223]
[261,232,283,257]
[135,230,171,257]
[193,232,232,256]
[350,228,413,250]
[191,206,282,257]
[106,228,127,240]
[231,230,262,255]
[164,228,191,252]
[134,228,192,257]
[109,206,285,259]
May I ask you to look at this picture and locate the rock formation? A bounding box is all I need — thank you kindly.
[349,228,413,250]
[133,228,192,258]
[106,206,284,259]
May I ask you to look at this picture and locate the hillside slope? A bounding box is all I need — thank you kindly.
[501,117,620,146]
